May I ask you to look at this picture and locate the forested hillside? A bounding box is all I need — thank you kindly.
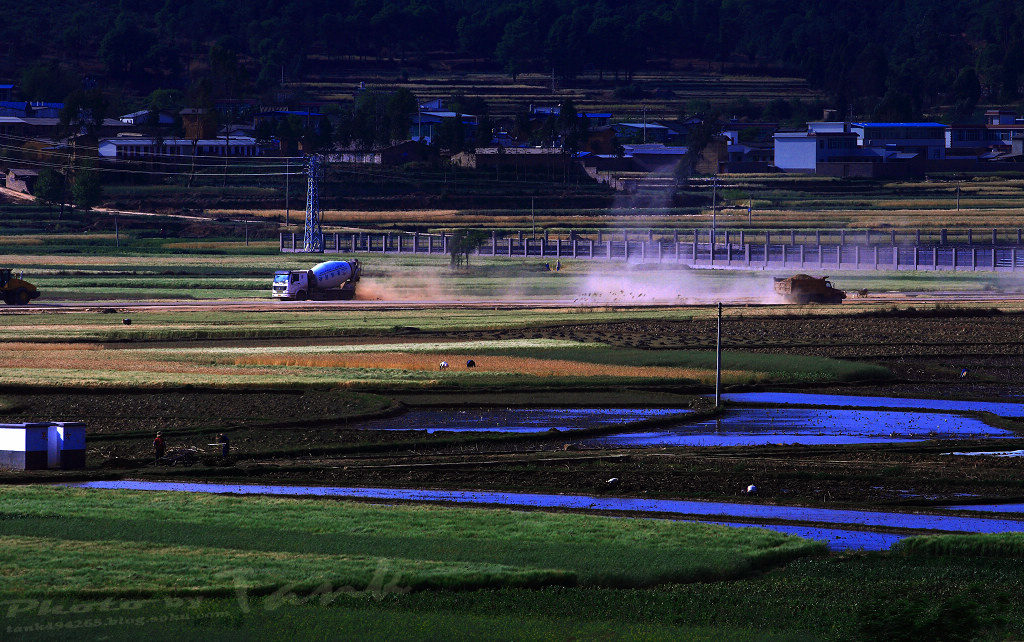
[2,0,1022,117]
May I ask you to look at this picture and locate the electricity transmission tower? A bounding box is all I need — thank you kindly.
[303,155,324,252]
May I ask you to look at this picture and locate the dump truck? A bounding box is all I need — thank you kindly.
[1,268,40,305]
[773,274,846,304]
[272,260,361,300]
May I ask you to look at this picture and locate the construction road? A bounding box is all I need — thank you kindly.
[4,290,1024,314]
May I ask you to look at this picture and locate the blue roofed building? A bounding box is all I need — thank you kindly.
[850,122,947,160]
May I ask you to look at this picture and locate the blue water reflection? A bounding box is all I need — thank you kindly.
[581,408,1010,447]
[722,393,1024,417]
[67,481,1024,551]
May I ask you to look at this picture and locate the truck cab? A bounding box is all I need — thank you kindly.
[272,270,310,300]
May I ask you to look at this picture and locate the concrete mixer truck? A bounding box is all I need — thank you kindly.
[272,260,361,300]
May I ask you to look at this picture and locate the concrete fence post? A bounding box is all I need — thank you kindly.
[992,247,998,270]
[764,243,769,267]
[893,246,898,270]
[589,239,594,258]
[874,245,879,270]
[745,243,751,266]
[606,240,612,259]
[952,246,957,271]
[818,244,823,268]
[913,246,919,270]
[508,237,513,257]
[556,239,562,257]
[1014,247,1019,271]
[837,244,842,269]
[291,232,297,251]
[573,239,578,258]
[932,247,938,271]
[855,244,860,268]
[782,244,787,266]
[972,247,978,270]
[413,232,420,253]
[427,235,433,254]
[740,230,745,245]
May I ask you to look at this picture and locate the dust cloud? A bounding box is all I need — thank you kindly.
[572,266,778,305]
[355,274,449,301]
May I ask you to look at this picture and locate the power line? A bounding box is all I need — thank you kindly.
[0,154,306,177]
[0,141,301,170]
[0,131,305,160]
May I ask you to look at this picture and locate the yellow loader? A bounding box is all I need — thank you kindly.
[1,268,40,305]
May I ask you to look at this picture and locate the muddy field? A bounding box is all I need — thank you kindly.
[5,308,1024,511]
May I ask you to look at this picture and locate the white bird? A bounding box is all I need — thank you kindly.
[745,484,758,494]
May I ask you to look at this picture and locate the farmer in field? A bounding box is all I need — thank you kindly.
[153,432,165,459]
[217,433,230,458]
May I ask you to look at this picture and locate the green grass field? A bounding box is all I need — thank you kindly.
[4,487,1024,640]
[0,486,821,596]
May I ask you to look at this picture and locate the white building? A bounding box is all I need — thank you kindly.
[98,136,261,159]
[773,132,858,172]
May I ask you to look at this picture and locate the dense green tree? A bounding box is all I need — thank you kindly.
[8,0,1024,120]
[71,169,103,211]
[448,229,489,267]
[496,15,539,80]
[19,63,75,102]
[32,169,67,215]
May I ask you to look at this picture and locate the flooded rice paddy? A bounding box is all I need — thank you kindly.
[68,481,1024,552]
[944,503,1024,513]
[721,393,1024,417]
[579,407,1009,448]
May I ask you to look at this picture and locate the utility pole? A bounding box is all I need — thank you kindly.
[712,176,718,238]
[642,106,647,144]
[532,197,536,239]
[715,302,722,407]
[115,213,119,248]
[245,218,249,246]
[285,158,290,226]
[956,182,961,212]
